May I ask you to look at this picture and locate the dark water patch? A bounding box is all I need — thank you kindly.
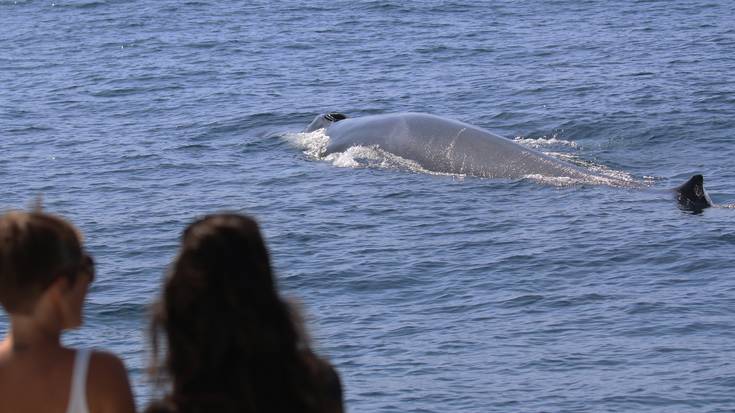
[62,1,108,9]
[626,301,671,315]
[89,86,151,98]
[500,294,544,308]
[5,125,56,135]
[652,346,699,354]
[597,394,707,410]
[543,293,611,309]
[668,321,735,337]
[184,40,220,49]
[695,375,735,389]
[283,43,317,51]
[89,301,146,319]
[174,143,212,152]
[359,1,414,12]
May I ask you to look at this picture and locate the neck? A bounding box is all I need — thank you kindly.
[6,314,63,353]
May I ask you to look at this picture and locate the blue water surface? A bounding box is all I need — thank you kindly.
[2,1,735,411]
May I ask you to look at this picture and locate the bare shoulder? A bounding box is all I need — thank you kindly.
[0,339,11,363]
[87,350,136,413]
[90,350,127,371]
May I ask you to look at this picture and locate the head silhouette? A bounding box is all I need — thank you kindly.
[0,211,91,316]
[149,213,342,413]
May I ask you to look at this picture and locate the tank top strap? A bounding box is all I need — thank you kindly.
[66,349,91,413]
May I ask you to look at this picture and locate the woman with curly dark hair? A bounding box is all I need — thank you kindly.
[146,213,343,413]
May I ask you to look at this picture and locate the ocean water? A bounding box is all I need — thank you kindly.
[2,1,735,411]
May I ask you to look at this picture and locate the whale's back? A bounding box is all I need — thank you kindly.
[323,112,595,180]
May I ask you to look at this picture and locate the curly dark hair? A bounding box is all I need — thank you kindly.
[147,214,342,413]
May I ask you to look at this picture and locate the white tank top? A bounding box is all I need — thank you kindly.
[66,349,91,413]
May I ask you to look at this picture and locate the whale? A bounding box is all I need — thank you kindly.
[304,112,714,211]
[306,112,623,183]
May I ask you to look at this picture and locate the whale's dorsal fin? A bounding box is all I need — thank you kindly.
[676,174,712,211]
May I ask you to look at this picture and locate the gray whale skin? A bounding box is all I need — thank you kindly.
[305,112,714,211]
[307,112,602,180]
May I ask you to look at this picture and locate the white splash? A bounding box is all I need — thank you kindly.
[514,138,644,188]
[522,174,578,187]
[283,129,330,158]
[283,130,432,174]
[513,135,578,149]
